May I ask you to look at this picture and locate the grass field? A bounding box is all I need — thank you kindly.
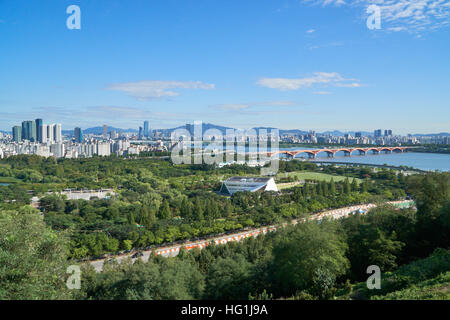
[276,171,362,184]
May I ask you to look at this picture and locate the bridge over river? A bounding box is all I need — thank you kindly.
[266,146,409,159]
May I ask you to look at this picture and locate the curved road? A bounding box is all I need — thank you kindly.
[90,200,414,272]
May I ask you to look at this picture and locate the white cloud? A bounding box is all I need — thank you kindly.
[308,0,347,6]
[305,0,346,6]
[314,91,333,94]
[257,72,362,91]
[212,104,250,111]
[306,28,316,33]
[335,82,363,87]
[210,100,298,111]
[108,80,215,100]
[387,26,408,31]
[302,0,450,32]
[21,105,216,129]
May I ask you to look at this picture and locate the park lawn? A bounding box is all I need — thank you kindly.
[277,171,362,184]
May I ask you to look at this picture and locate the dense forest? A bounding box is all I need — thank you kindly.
[1,155,407,258]
[0,155,448,299]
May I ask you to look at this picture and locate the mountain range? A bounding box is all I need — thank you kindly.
[62,124,450,137]
[3,124,449,137]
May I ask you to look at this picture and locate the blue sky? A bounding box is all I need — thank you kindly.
[0,0,449,134]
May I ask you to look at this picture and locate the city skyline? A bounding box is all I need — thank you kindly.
[3,118,450,137]
[2,116,448,162]
[0,1,449,133]
[5,117,450,144]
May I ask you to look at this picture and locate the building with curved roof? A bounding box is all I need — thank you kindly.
[219,176,278,195]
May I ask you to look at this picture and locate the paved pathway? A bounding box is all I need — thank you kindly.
[89,200,414,272]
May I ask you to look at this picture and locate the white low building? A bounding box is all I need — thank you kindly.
[219,176,278,195]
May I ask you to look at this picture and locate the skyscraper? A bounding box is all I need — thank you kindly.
[144,121,149,138]
[22,121,36,142]
[12,126,22,142]
[47,124,55,143]
[103,125,108,138]
[54,124,62,143]
[74,127,83,143]
[138,126,143,140]
[374,129,382,138]
[35,118,43,142]
[41,124,48,143]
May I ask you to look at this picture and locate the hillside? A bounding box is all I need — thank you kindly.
[338,248,450,300]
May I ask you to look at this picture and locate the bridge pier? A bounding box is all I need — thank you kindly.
[268,148,406,160]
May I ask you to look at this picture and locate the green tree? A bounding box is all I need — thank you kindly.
[0,207,72,299]
[270,221,349,298]
[80,258,204,300]
[329,178,336,195]
[351,179,358,192]
[205,254,253,299]
[122,239,133,251]
[158,199,171,220]
[343,178,351,195]
[360,179,369,193]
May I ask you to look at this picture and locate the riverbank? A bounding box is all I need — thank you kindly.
[308,160,426,173]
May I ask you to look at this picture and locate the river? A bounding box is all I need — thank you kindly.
[299,152,449,172]
[178,143,450,172]
[275,147,449,171]
[211,145,449,172]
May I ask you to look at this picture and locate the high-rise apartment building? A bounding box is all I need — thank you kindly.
[47,124,55,143]
[41,124,48,143]
[144,121,149,138]
[22,120,37,142]
[12,126,22,142]
[74,127,83,143]
[50,143,64,158]
[54,124,62,143]
[97,142,111,156]
[374,129,382,138]
[35,118,43,142]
